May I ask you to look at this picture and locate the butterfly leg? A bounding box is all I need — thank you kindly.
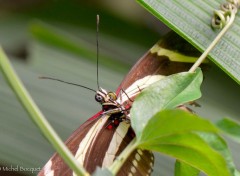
[121,88,134,102]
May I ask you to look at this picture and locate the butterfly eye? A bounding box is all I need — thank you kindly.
[95,94,104,103]
[108,92,117,101]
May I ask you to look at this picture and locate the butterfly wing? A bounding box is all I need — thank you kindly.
[39,113,153,176]
[117,31,201,95]
[117,31,201,107]
[38,113,102,176]
[39,31,201,176]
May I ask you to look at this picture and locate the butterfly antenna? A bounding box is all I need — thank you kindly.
[39,76,96,93]
[96,14,100,90]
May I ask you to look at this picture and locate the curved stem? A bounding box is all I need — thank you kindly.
[0,48,89,176]
[109,138,137,175]
[189,11,235,73]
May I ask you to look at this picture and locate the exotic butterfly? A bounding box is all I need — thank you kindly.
[38,31,201,176]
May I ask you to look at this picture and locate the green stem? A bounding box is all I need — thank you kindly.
[189,11,235,73]
[0,48,89,176]
[109,138,137,175]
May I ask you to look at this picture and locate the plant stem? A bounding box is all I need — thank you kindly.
[109,138,137,175]
[0,48,89,176]
[189,11,235,73]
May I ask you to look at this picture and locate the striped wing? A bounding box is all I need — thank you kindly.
[117,32,200,105]
[39,31,201,176]
[39,113,153,176]
[39,113,102,176]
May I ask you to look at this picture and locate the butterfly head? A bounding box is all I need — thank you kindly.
[95,87,117,105]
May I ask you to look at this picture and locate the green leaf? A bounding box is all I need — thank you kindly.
[131,69,203,137]
[175,160,199,176]
[138,110,217,142]
[140,132,230,176]
[137,0,240,84]
[135,110,230,176]
[216,118,240,143]
[196,132,240,176]
[134,110,231,176]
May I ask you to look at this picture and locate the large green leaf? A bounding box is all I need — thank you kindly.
[135,110,230,176]
[175,132,240,176]
[131,69,203,137]
[196,132,240,176]
[138,110,218,143]
[137,0,240,84]
[145,133,229,176]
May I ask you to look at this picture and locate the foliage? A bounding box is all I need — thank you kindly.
[137,0,240,84]
[0,1,239,176]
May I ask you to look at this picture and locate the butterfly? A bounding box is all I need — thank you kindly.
[38,31,201,176]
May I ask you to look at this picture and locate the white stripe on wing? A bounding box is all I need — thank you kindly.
[118,75,165,104]
[102,121,130,167]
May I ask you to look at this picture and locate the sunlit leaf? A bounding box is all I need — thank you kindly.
[131,69,203,136]
[175,160,199,176]
[140,131,229,176]
[196,132,240,176]
[138,110,217,142]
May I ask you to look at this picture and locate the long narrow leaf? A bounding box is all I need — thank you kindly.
[0,47,88,176]
[137,0,240,83]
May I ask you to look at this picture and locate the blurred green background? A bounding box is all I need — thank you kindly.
[0,0,239,175]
